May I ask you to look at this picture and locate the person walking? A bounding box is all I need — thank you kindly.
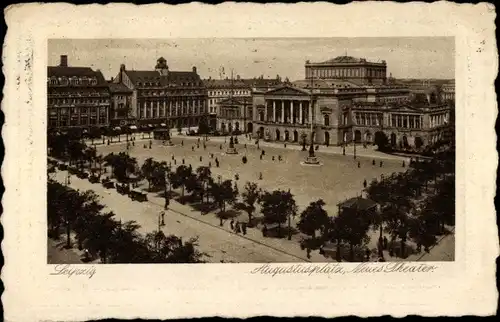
[230,219,234,230]
[358,161,361,168]
[363,179,367,188]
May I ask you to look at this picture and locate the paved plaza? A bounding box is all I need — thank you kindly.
[95,133,406,218]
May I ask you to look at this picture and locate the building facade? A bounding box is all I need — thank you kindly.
[204,77,252,115]
[113,57,209,130]
[47,55,111,131]
[108,82,134,128]
[250,56,451,150]
[305,56,387,85]
[216,97,253,134]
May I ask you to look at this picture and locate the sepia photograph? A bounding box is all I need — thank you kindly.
[46,37,456,264]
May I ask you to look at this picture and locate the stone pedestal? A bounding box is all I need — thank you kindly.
[304,155,320,165]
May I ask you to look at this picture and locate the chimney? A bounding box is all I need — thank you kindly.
[60,55,68,67]
[192,66,197,74]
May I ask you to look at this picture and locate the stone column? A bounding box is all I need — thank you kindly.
[290,101,294,124]
[299,101,303,124]
[281,100,285,123]
[273,100,276,122]
[264,102,268,121]
[143,101,147,119]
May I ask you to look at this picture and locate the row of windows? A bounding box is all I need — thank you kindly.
[138,100,205,109]
[48,116,108,128]
[139,90,204,96]
[137,106,207,119]
[53,106,108,115]
[390,114,422,129]
[429,113,449,128]
[307,68,385,79]
[48,98,109,105]
[208,90,251,97]
[136,81,203,87]
[48,76,98,86]
[354,112,383,126]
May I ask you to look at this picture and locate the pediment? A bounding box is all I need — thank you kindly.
[266,86,309,96]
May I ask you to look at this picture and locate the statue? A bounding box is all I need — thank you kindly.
[226,135,238,154]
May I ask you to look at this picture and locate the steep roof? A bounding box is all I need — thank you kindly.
[47,66,107,86]
[338,197,377,211]
[124,70,201,86]
[108,82,133,93]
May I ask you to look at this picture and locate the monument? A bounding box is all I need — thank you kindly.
[303,132,321,165]
[226,135,238,154]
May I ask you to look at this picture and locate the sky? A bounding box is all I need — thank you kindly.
[48,37,455,81]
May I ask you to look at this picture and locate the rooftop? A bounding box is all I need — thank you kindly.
[307,56,386,65]
[47,66,108,86]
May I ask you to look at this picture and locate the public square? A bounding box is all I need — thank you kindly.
[95,133,406,218]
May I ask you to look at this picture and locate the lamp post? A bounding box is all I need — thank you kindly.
[303,76,320,165]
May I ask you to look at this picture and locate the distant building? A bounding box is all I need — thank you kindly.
[108,82,133,128]
[204,76,282,133]
[112,57,209,130]
[305,56,387,85]
[47,55,111,131]
[250,56,451,149]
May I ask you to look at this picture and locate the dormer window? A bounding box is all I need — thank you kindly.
[59,77,69,86]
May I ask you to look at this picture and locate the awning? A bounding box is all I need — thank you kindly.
[129,125,137,130]
[160,123,167,127]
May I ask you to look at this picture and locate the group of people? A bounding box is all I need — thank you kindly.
[229,219,247,235]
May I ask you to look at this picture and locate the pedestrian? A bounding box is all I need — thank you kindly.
[242,222,247,235]
[215,157,218,164]
[278,155,282,161]
[284,143,287,148]
[380,161,383,167]
[230,219,234,230]
[383,236,388,250]
[372,159,375,166]
[182,158,185,165]
[107,140,110,145]
[200,156,203,162]
[272,156,275,161]
[244,143,247,149]
[259,172,263,180]
[197,143,200,149]
[203,144,206,150]
[192,146,195,151]
[315,145,319,151]
[363,179,367,188]
[402,160,406,167]
[172,155,175,160]
[197,137,200,144]
[358,161,361,168]
[260,154,263,160]
[262,150,265,156]
[132,141,135,146]
[219,144,222,150]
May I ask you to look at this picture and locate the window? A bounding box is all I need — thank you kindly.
[323,114,330,126]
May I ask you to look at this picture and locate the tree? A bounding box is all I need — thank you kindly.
[297,199,329,239]
[104,152,137,182]
[374,131,390,152]
[144,232,206,263]
[141,158,156,190]
[171,165,192,201]
[335,206,371,261]
[235,182,261,225]
[212,179,237,213]
[196,166,212,203]
[83,211,119,263]
[198,117,210,135]
[259,189,297,239]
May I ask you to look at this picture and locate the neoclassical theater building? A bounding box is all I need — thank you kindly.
[250,56,452,149]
